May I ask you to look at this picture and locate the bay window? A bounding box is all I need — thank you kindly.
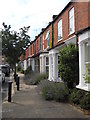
[45,57,49,73]
[85,42,90,82]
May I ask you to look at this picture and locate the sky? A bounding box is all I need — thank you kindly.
[0,0,71,41]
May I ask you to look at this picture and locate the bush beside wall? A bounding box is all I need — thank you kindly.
[24,65,32,75]
[58,44,79,88]
[41,82,69,102]
[69,89,90,112]
[24,72,48,85]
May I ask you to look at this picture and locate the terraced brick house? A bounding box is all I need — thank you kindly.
[20,0,90,91]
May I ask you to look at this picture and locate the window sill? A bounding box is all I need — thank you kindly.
[68,31,75,36]
[76,83,90,91]
[57,38,62,43]
[47,46,50,49]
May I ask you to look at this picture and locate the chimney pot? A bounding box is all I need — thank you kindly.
[52,15,57,20]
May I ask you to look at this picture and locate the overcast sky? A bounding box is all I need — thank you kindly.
[0,0,71,41]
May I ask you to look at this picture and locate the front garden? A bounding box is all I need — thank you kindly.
[22,43,90,115]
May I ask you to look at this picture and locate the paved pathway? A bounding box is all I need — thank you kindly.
[2,74,90,119]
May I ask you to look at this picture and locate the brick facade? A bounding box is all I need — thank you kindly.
[19,1,90,84]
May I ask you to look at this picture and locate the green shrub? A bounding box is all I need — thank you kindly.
[58,43,79,88]
[24,73,48,85]
[24,65,32,75]
[69,89,83,105]
[54,83,69,102]
[42,85,55,100]
[20,68,24,74]
[16,64,22,72]
[41,82,69,102]
[34,73,48,85]
[80,92,90,110]
[69,89,88,105]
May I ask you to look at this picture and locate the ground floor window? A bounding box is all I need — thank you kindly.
[51,55,53,77]
[40,57,43,73]
[58,55,60,77]
[35,59,39,72]
[27,59,29,68]
[45,57,49,73]
[30,60,33,70]
[85,42,90,82]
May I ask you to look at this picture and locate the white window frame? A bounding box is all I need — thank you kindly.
[37,40,38,53]
[85,42,90,77]
[45,56,49,73]
[43,36,44,50]
[45,31,50,48]
[33,43,35,54]
[51,55,53,77]
[58,55,60,77]
[57,19,62,41]
[40,37,42,50]
[69,7,75,35]
[40,57,43,73]
[35,59,38,72]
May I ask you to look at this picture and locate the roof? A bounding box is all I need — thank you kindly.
[31,0,72,43]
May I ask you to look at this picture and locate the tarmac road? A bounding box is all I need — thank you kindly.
[2,77,10,101]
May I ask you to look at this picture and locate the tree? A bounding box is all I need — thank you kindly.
[58,43,79,88]
[1,22,30,74]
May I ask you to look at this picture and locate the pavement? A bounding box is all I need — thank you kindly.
[2,73,90,119]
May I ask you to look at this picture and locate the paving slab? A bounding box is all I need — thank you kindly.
[2,73,90,119]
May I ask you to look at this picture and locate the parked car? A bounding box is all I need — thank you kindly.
[0,66,5,83]
[0,64,10,77]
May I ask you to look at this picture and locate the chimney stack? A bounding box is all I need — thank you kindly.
[52,15,57,20]
[49,22,51,25]
[35,36,37,39]
[42,28,45,32]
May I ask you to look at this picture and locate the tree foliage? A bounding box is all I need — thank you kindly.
[58,43,79,88]
[1,22,30,68]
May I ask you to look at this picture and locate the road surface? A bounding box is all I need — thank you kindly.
[2,77,10,101]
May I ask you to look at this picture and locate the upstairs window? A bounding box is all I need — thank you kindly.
[33,42,36,54]
[43,35,44,50]
[57,19,62,41]
[31,46,32,55]
[37,40,38,53]
[34,41,36,54]
[33,43,34,54]
[40,37,42,50]
[45,31,49,48]
[69,7,75,35]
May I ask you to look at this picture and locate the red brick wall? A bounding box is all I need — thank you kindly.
[25,49,28,59]
[31,24,52,55]
[28,46,30,57]
[75,2,89,32]
[24,2,89,59]
[53,2,89,47]
[35,39,37,53]
[31,43,33,56]
[42,25,52,50]
[88,1,90,26]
